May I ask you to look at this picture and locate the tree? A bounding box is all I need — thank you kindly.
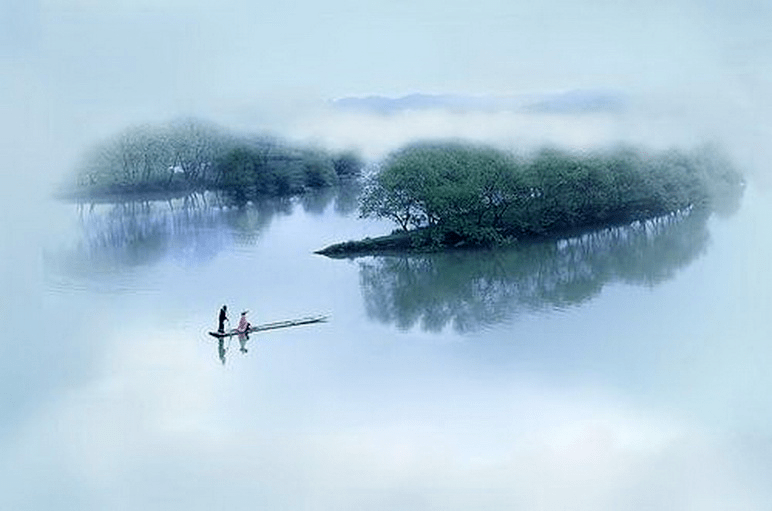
[359,142,521,241]
[217,147,256,199]
[332,151,364,179]
[360,171,423,231]
[166,119,228,186]
[357,141,743,247]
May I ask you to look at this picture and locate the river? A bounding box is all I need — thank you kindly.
[1,182,771,510]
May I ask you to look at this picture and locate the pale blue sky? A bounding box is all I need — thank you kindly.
[4,0,769,101]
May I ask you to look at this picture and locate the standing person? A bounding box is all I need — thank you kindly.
[218,305,228,334]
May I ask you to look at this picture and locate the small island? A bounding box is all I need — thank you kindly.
[63,118,363,202]
[316,142,744,257]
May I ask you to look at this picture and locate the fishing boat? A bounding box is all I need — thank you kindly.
[208,314,329,338]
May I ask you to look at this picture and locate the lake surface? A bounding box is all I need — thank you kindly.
[2,183,772,510]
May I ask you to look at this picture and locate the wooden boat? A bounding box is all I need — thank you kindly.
[208,314,329,338]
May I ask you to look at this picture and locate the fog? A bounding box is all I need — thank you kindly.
[2,0,771,188]
[2,1,772,510]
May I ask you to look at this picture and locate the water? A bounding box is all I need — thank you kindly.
[2,184,772,510]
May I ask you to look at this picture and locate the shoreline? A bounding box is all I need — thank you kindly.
[314,206,705,258]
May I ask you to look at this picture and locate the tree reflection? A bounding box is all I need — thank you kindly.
[50,192,279,279]
[50,187,355,282]
[359,208,712,333]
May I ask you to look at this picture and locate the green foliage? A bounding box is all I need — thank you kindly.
[217,147,257,199]
[360,142,519,239]
[301,150,339,188]
[332,151,365,179]
[360,141,743,246]
[360,170,423,232]
[214,144,338,199]
[73,119,357,199]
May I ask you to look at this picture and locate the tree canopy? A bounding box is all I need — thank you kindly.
[71,118,364,200]
[359,141,743,246]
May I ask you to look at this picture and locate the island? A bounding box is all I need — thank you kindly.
[63,118,363,202]
[316,142,744,257]
[62,120,744,259]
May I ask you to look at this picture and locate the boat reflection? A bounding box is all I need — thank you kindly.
[214,332,252,365]
[208,316,327,365]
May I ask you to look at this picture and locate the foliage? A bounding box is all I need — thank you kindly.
[359,141,743,245]
[72,119,361,199]
[75,119,229,193]
[332,151,365,179]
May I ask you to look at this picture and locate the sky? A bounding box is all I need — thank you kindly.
[1,0,770,185]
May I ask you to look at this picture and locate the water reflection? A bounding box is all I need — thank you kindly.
[359,208,713,333]
[48,185,358,282]
[218,338,226,365]
[238,332,250,353]
[214,332,252,365]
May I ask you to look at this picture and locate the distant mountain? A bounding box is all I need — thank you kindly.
[331,90,628,115]
[523,89,628,114]
[332,93,503,113]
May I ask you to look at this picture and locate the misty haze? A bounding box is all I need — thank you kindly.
[2,0,772,510]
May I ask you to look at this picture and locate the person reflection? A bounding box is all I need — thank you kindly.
[214,317,253,365]
[218,338,227,365]
[238,331,249,353]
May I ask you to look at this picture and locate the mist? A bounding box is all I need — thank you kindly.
[2,1,772,510]
[2,0,771,192]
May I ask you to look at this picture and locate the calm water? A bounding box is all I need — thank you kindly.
[2,184,772,510]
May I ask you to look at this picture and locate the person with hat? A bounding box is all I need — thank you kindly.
[237,310,251,335]
[237,310,252,352]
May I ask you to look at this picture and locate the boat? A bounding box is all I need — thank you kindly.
[208,314,329,338]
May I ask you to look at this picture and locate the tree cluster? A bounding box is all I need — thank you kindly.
[359,142,743,245]
[73,119,363,199]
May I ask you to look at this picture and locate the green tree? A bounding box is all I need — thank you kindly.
[332,151,364,179]
[359,142,522,242]
[218,147,256,199]
[360,171,423,231]
[358,141,743,247]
